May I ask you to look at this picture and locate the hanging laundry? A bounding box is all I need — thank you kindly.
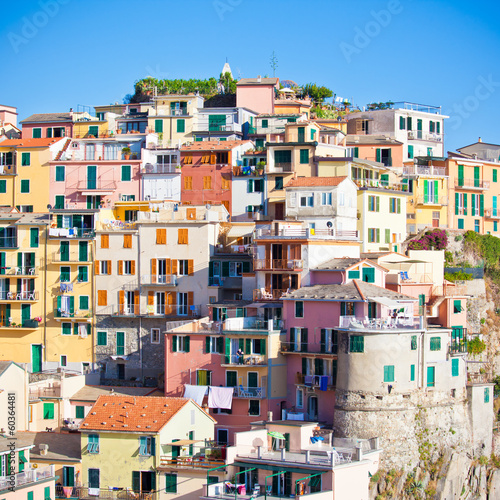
[320,376,329,391]
[183,384,208,406]
[208,386,233,409]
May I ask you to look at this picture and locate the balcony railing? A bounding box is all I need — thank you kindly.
[253,259,303,271]
[407,131,443,142]
[96,304,141,317]
[96,304,201,318]
[3,266,38,276]
[450,341,467,354]
[56,486,156,500]
[0,465,54,490]
[232,165,266,177]
[209,277,225,286]
[141,163,181,174]
[29,386,61,400]
[354,178,409,192]
[158,456,226,469]
[0,291,38,301]
[455,179,490,190]
[253,288,288,301]
[338,315,420,330]
[0,164,16,175]
[280,341,338,355]
[76,180,118,191]
[0,237,18,248]
[141,274,178,286]
[415,195,448,206]
[403,165,446,176]
[223,354,267,366]
[52,251,90,263]
[48,227,95,239]
[254,227,358,240]
[267,162,293,173]
[485,209,500,219]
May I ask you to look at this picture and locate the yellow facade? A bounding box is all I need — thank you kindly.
[73,120,112,139]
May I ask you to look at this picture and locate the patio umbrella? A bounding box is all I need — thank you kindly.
[268,431,286,440]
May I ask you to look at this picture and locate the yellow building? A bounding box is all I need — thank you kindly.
[0,138,67,213]
[401,157,449,235]
[81,395,219,499]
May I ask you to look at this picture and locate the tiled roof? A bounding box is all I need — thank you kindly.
[80,395,192,432]
[274,99,312,107]
[314,258,365,271]
[20,432,81,462]
[285,176,347,188]
[283,281,416,302]
[0,138,64,148]
[181,140,252,151]
[237,77,278,86]
[20,113,72,123]
[71,385,162,402]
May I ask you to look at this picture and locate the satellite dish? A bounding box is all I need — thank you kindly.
[326,221,333,228]
[206,204,212,210]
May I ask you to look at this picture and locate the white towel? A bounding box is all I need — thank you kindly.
[88,488,100,496]
[183,384,208,405]
[208,386,233,409]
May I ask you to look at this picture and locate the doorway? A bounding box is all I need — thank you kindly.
[307,396,318,420]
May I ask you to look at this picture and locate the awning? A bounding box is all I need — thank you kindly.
[231,461,324,474]
[80,190,114,196]
[227,225,254,240]
[368,297,412,308]
[164,439,202,447]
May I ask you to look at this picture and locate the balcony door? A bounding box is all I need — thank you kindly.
[307,395,318,420]
[88,468,100,491]
[87,166,97,190]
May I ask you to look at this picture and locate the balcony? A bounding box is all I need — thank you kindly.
[450,341,467,355]
[76,179,117,193]
[56,486,156,500]
[407,131,443,142]
[295,373,335,389]
[54,308,92,320]
[455,179,490,190]
[0,318,40,330]
[141,274,178,286]
[96,304,141,317]
[158,456,226,470]
[0,164,16,175]
[280,341,338,356]
[52,251,90,263]
[0,291,38,301]
[267,162,293,173]
[29,385,61,400]
[141,163,181,174]
[233,385,266,398]
[96,304,201,318]
[354,178,409,192]
[254,259,303,271]
[0,465,55,491]
[253,288,288,301]
[209,277,225,286]
[415,195,448,206]
[0,237,18,249]
[338,315,421,330]
[485,209,500,219]
[254,227,358,241]
[403,165,446,177]
[232,165,266,177]
[222,354,267,367]
[214,244,252,255]
[3,266,39,276]
[48,227,96,239]
[224,316,281,331]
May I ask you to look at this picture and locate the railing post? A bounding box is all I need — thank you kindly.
[305,450,310,464]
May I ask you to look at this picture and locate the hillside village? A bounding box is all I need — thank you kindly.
[1,64,500,499]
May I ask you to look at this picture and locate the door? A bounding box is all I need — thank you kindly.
[362,267,375,283]
[117,363,125,380]
[141,471,154,492]
[22,304,30,326]
[171,439,180,461]
[178,292,188,316]
[417,119,423,139]
[87,166,97,190]
[60,241,69,261]
[79,241,88,262]
[427,366,435,387]
[63,466,75,487]
[32,344,42,373]
[275,203,284,220]
[308,396,318,420]
[88,468,100,489]
[248,372,258,390]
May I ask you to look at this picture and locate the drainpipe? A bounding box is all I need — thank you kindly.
[43,224,48,365]
[91,234,95,369]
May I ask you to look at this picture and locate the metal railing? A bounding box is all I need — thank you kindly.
[0,291,39,301]
[354,178,409,191]
[56,486,156,500]
[209,277,225,286]
[253,288,288,300]
[0,465,54,490]
[233,385,266,398]
[267,162,293,173]
[141,163,181,174]
[253,259,303,271]
[415,195,448,206]
[52,251,90,262]
[485,209,500,219]
[3,266,38,276]
[141,274,178,286]
[0,237,18,248]
[77,180,118,191]
[29,386,61,400]
[158,456,226,469]
[223,354,267,366]
[338,315,420,330]
[450,340,467,354]
[48,227,95,239]
[254,227,358,240]
[96,304,201,318]
[280,341,338,355]
[455,179,490,189]
[0,164,16,175]
[403,165,446,176]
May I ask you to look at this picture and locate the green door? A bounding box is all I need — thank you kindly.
[417,119,423,138]
[87,165,97,189]
[88,126,99,138]
[79,241,88,262]
[189,431,194,456]
[63,466,75,487]
[171,439,180,460]
[427,366,435,387]
[298,127,305,142]
[32,344,42,373]
[22,304,30,326]
[362,267,375,283]
[60,241,69,261]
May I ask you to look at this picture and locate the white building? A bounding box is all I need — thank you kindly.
[140,146,181,201]
[193,107,258,141]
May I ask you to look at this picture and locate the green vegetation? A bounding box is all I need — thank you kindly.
[464,231,500,272]
[444,270,473,282]
[367,101,394,110]
[467,337,486,356]
[299,83,333,103]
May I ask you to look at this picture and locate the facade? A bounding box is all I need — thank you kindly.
[141,146,181,202]
[345,135,404,167]
[193,107,257,141]
[236,77,279,115]
[80,395,218,500]
[0,361,28,432]
[457,139,500,162]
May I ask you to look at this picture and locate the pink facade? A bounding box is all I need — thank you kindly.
[236,80,278,114]
[0,105,18,127]
[22,121,72,139]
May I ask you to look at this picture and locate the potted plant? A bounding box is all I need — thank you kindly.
[256,161,265,175]
[131,152,138,160]
[122,147,131,160]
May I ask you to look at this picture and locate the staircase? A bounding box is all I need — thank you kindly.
[427,294,445,318]
[54,138,71,161]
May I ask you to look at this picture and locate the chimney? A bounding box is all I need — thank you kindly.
[478,137,482,142]
[39,444,49,456]
[257,75,261,83]
[267,411,273,422]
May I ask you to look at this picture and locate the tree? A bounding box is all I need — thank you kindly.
[219,72,237,94]
[301,83,333,104]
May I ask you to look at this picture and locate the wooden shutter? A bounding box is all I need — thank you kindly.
[97,290,107,306]
[188,291,194,306]
[94,261,100,275]
[151,259,157,283]
[148,291,155,305]
[186,208,196,220]
[119,291,125,314]
[118,261,123,275]
[101,234,109,248]
[134,291,140,313]
[156,228,166,244]
[123,234,132,248]
[107,261,112,274]
[210,154,216,164]
[188,259,194,275]
[131,261,136,274]
[171,259,177,275]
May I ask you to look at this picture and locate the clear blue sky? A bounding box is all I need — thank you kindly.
[1,0,499,152]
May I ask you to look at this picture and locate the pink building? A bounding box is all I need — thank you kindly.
[20,112,75,139]
[0,104,18,127]
[50,138,142,210]
[236,77,279,114]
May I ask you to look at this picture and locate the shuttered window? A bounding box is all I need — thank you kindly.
[349,335,364,353]
[452,358,459,377]
[43,402,54,419]
[97,290,107,306]
[156,228,166,244]
[97,331,107,346]
[178,229,188,244]
[430,337,441,351]
[123,234,132,248]
[184,176,193,190]
[383,365,394,382]
[177,119,185,133]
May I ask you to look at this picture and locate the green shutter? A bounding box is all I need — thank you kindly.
[399,116,405,130]
[452,358,459,377]
[455,193,459,215]
[132,471,141,492]
[20,179,30,193]
[76,406,85,419]
[184,336,190,353]
[30,228,39,248]
[434,180,439,203]
[353,146,359,158]
[206,336,211,353]
[97,331,107,346]
[494,169,498,183]
[458,165,464,186]
[43,402,54,419]
[410,364,415,381]
[300,149,309,164]
[376,196,380,212]
[427,366,435,387]
[471,194,476,216]
[222,261,230,277]
[376,228,380,243]
[474,166,480,187]
[383,365,394,382]
[121,165,131,181]
[261,339,266,355]
[79,295,89,310]
[480,194,484,216]
[177,119,185,133]
[245,338,251,354]
[376,149,381,163]
[485,388,490,403]
[79,241,88,262]
[408,145,413,159]
[155,119,163,133]
[62,323,71,335]
[172,335,177,352]
[0,179,6,193]
[463,193,467,215]
[424,180,428,203]
[224,338,231,363]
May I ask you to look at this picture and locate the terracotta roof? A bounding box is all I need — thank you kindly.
[285,176,347,188]
[237,77,278,86]
[71,385,162,402]
[181,140,251,152]
[81,395,192,432]
[0,138,64,148]
[20,113,72,123]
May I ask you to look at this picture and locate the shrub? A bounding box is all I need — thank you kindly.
[407,229,448,251]
[455,235,463,242]
[444,271,473,281]
[468,337,486,356]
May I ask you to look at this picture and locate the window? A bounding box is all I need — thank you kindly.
[275,176,284,190]
[172,335,190,352]
[100,261,111,274]
[55,165,65,181]
[76,406,85,419]
[156,228,166,244]
[411,335,417,350]
[485,387,490,403]
[348,270,360,279]
[151,328,160,344]
[121,165,131,181]
[494,169,498,183]
[165,473,177,493]
[122,261,134,275]
[20,180,30,193]
[206,336,223,354]
[155,119,163,133]
[203,176,212,189]
[139,436,155,456]
[123,234,132,248]
[458,219,464,230]
[299,149,309,164]
[21,153,30,166]
[261,119,268,128]
[78,266,88,282]
[60,266,70,282]
[100,234,109,248]
[221,175,230,190]
[30,228,39,248]
[383,365,395,382]
[399,116,406,130]
[452,358,459,377]
[300,195,314,207]
[0,180,5,193]
[296,388,304,408]
[475,220,480,233]
[454,300,462,313]
[178,260,189,275]
[62,323,72,336]
[389,197,401,214]
[33,128,42,138]
[177,119,185,133]
[321,192,332,205]
[385,229,391,244]
[54,195,65,210]
[97,290,107,306]
[79,295,89,310]
[116,332,125,355]
[43,402,55,419]
[410,364,415,382]
[368,228,380,243]
[295,301,304,318]
[88,434,99,453]
[430,337,441,351]
[350,335,364,353]
[97,331,107,346]
[249,400,260,416]
[60,355,67,367]
[368,195,379,212]
[178,228,188,244]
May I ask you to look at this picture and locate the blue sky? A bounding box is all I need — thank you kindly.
[1,0,499,152]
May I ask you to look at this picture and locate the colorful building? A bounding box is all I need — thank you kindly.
[236,77,279,115]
